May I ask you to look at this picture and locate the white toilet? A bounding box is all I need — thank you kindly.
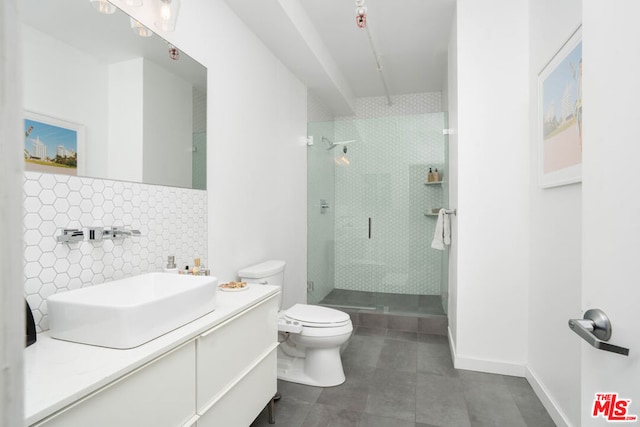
[238,260,353,387]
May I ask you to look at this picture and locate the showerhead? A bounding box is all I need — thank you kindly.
[322,136,356,150]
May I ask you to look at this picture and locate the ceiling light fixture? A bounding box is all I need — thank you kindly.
[130,18,153,37]
[355,0,367,28]
[155,0,181,32]
[90,0,116,15]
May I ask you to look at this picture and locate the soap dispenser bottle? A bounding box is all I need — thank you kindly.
[192,258,202,275]
[164,256,178,274]
[427,167,434,183]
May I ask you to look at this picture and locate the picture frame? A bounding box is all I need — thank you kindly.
[23,111,85,176]
[538,26,582,188]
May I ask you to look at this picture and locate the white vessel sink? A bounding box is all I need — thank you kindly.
[47,273,218,349]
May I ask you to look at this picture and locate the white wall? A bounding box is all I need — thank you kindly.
[22,25,109,179]
[143,59,193,188]
[453,0,530,375]
[527,0,582,425]
[108,58,144,183]
[108,58,193,188]
[0,0,25,424]
[114,0,309,309]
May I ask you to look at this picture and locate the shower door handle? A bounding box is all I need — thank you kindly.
[368,217,372,239]
[568,309,629,356]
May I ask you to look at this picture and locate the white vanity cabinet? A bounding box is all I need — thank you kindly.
[32,341,197,427]
[196,295,278,426]
[26,289,280,427]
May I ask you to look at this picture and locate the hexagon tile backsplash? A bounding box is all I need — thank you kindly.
[23,172,208,331]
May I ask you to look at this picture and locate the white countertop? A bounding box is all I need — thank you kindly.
[24,284,280,426]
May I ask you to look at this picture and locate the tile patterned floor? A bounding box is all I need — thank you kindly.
[251,326,555,427]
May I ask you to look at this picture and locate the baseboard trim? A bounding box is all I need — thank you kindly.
[447,327,575,426]
[526,366,573,427]
[447,327,526,377]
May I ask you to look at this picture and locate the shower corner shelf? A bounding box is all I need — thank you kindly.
[424,181,444,185]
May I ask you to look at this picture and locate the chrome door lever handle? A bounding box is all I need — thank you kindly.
[568,309,629,356]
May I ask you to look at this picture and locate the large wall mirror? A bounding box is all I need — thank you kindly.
[21,0,207,190]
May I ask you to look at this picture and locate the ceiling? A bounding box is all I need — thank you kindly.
[23,0,455,115]
[224,0,455,112]
[298,0,455,97]
[21,0,206,91]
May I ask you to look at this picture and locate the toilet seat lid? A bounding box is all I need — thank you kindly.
[284,304,350,325]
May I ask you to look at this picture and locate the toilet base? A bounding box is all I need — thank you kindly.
[277,344,346,387]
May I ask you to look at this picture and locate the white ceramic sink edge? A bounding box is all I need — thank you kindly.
[47,272,218,349]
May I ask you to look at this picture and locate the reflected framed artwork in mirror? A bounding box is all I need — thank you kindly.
[24,111,85,177]
[20,0,207,190]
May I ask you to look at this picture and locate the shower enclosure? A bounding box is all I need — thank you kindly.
[307,112,449,317]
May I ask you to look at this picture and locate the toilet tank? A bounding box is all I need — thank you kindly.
[238,260,286,308]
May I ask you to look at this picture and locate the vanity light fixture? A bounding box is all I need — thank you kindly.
[130,18,153,37]
[155,0,181,32]
[90,0,116,14]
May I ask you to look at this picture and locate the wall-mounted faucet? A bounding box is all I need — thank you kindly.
[56,229,84,244]
[102,227,141,240]
[320,199,330,214]
[57,226,141,244]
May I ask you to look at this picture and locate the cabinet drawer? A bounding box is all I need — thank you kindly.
[33,340,197,427]
[197,348,277,427]
[196,295,278,410]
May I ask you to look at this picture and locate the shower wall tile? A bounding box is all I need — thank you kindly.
[333,92,445,295]
[336,92,442,121]
[23,172,208,331]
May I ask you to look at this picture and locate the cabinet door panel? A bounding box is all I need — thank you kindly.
[197,295,277,410]
[197,349,276,427]
[34,341,196,427]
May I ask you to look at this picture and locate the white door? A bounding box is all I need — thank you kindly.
[580,1,640,425]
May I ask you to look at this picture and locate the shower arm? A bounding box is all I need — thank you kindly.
[322,136,356,150]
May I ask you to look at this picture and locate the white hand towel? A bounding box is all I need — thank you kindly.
[431,209,451,250]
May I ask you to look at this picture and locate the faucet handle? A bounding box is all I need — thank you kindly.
[103,226,141,240]
[56,228,84,243]
[86,227,104,241]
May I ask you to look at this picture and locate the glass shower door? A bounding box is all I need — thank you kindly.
[307,112,448,316]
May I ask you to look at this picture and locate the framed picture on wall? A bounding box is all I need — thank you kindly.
[23,112,85,176]
[538,26,582,188]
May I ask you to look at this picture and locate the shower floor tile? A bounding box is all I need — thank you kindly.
[319,289,445,316]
